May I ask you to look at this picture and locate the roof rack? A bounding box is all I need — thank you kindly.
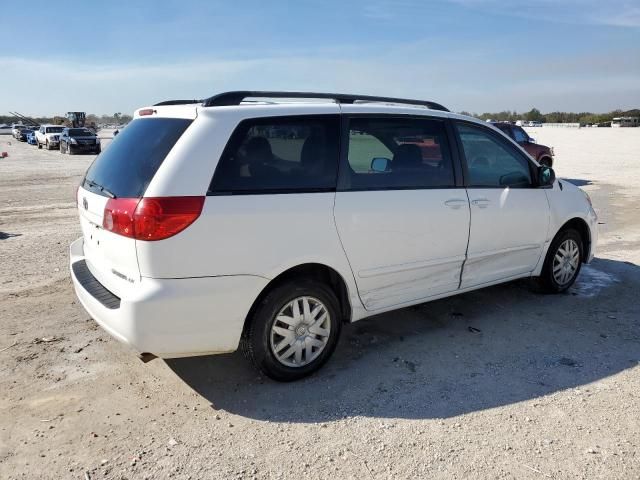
[201,91,449,112]
[153,99,202,106]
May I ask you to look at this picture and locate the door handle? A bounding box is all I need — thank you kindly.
[444,199,468,209]
[471,198,490,208]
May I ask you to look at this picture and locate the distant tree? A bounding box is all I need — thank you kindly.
[525,108,544,122]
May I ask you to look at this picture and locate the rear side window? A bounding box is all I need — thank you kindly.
[83,118,192,198]
[210,115,340,194]
[342,117,455,190]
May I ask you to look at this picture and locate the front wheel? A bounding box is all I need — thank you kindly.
[241,279,342,381]
[37,141,42,149]
[534,228,583,293]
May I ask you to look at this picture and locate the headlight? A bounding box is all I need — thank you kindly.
[70,138,78,144]
[95,137,101,144]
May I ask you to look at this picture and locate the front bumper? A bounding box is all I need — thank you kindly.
[69,237,269,358]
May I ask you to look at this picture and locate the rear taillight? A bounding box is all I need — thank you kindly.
[103,196,204,241]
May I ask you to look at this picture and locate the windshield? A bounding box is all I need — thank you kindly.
[46,127,64,133]
[69,128,94,136]
[83,117,192,198]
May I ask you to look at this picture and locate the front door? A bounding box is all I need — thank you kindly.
[455,122,549,288]
[334,115,470,311]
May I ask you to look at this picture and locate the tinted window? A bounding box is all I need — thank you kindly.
[210,115,339,194]
[457,123,532,187]
[493,123,513,138]
[342,117,454,190]
[512,126,529,143]
[69,128,94,136]
[45,126,64,133]
[83,118,192,198]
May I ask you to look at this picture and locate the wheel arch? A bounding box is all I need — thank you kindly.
[242,263,353,335]
[557,217,591,263]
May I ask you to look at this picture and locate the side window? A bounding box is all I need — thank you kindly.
[342,117,455,190]
[210,115,339,193]
[512,127,529,143]
[457,123,532,188]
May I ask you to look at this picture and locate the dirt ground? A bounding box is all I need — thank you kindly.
[1,127,639,479]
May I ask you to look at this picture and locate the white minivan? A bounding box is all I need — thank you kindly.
[70,91,598,381]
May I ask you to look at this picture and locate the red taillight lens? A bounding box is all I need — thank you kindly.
[103,196,204,241]
[103,198,139,238]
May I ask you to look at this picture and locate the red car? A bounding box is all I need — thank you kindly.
[491,122,554,167]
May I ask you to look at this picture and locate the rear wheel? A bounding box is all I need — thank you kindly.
[241,279,342,381]
[534,228,583,293]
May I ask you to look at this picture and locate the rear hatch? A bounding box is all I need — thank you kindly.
[77,112,194,294]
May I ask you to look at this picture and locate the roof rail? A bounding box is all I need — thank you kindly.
[153,99,202,106]
[202,91,449,112]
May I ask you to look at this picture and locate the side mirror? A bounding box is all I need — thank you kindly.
[538,165,555,187]
[528,137,536,143]
[371,157,390,173]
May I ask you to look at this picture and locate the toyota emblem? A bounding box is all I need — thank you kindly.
[83,197,88,210]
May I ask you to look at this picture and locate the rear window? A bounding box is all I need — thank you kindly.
[83,118,192,198]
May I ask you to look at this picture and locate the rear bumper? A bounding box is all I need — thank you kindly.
[69,237,269,358]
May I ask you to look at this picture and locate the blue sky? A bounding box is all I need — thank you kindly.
[2,0,639,115]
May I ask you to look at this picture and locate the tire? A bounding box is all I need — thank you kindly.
[37,141,42,149]
[241,279,342,381]
[46,141,50,150]
[534,228,583,293]
[59,142,64,153]
[68,144,74,155]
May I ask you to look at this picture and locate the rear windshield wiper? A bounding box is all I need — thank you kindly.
[85,179,116,199]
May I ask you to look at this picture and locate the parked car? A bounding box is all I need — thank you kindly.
[35,125,64,150]
[60,127,101,155]
[26,129,38,145]
[11,123,26,139]
[70,91,597,381]
[490,122,554,167]
[17,127,34,142]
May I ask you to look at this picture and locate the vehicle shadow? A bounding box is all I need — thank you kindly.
[0,232,22,240]
[166,257,639,422]
[562,178,592,187]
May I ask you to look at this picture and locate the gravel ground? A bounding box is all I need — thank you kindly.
[0,127,639,479]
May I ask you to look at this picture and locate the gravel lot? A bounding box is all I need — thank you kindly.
[1,127,639,479]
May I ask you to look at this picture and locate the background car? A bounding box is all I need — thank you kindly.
[59,127,101,155]
[17,127,33,142]
[491,122,554,166]
[35,125,64,150]
[26,130,38,145]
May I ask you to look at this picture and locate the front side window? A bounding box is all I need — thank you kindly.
[210,115,339,194]
[457,123,532,188]
[342,117,454,190]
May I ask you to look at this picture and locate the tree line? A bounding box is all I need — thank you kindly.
[458,108,640,125]
[0,113,133,126]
